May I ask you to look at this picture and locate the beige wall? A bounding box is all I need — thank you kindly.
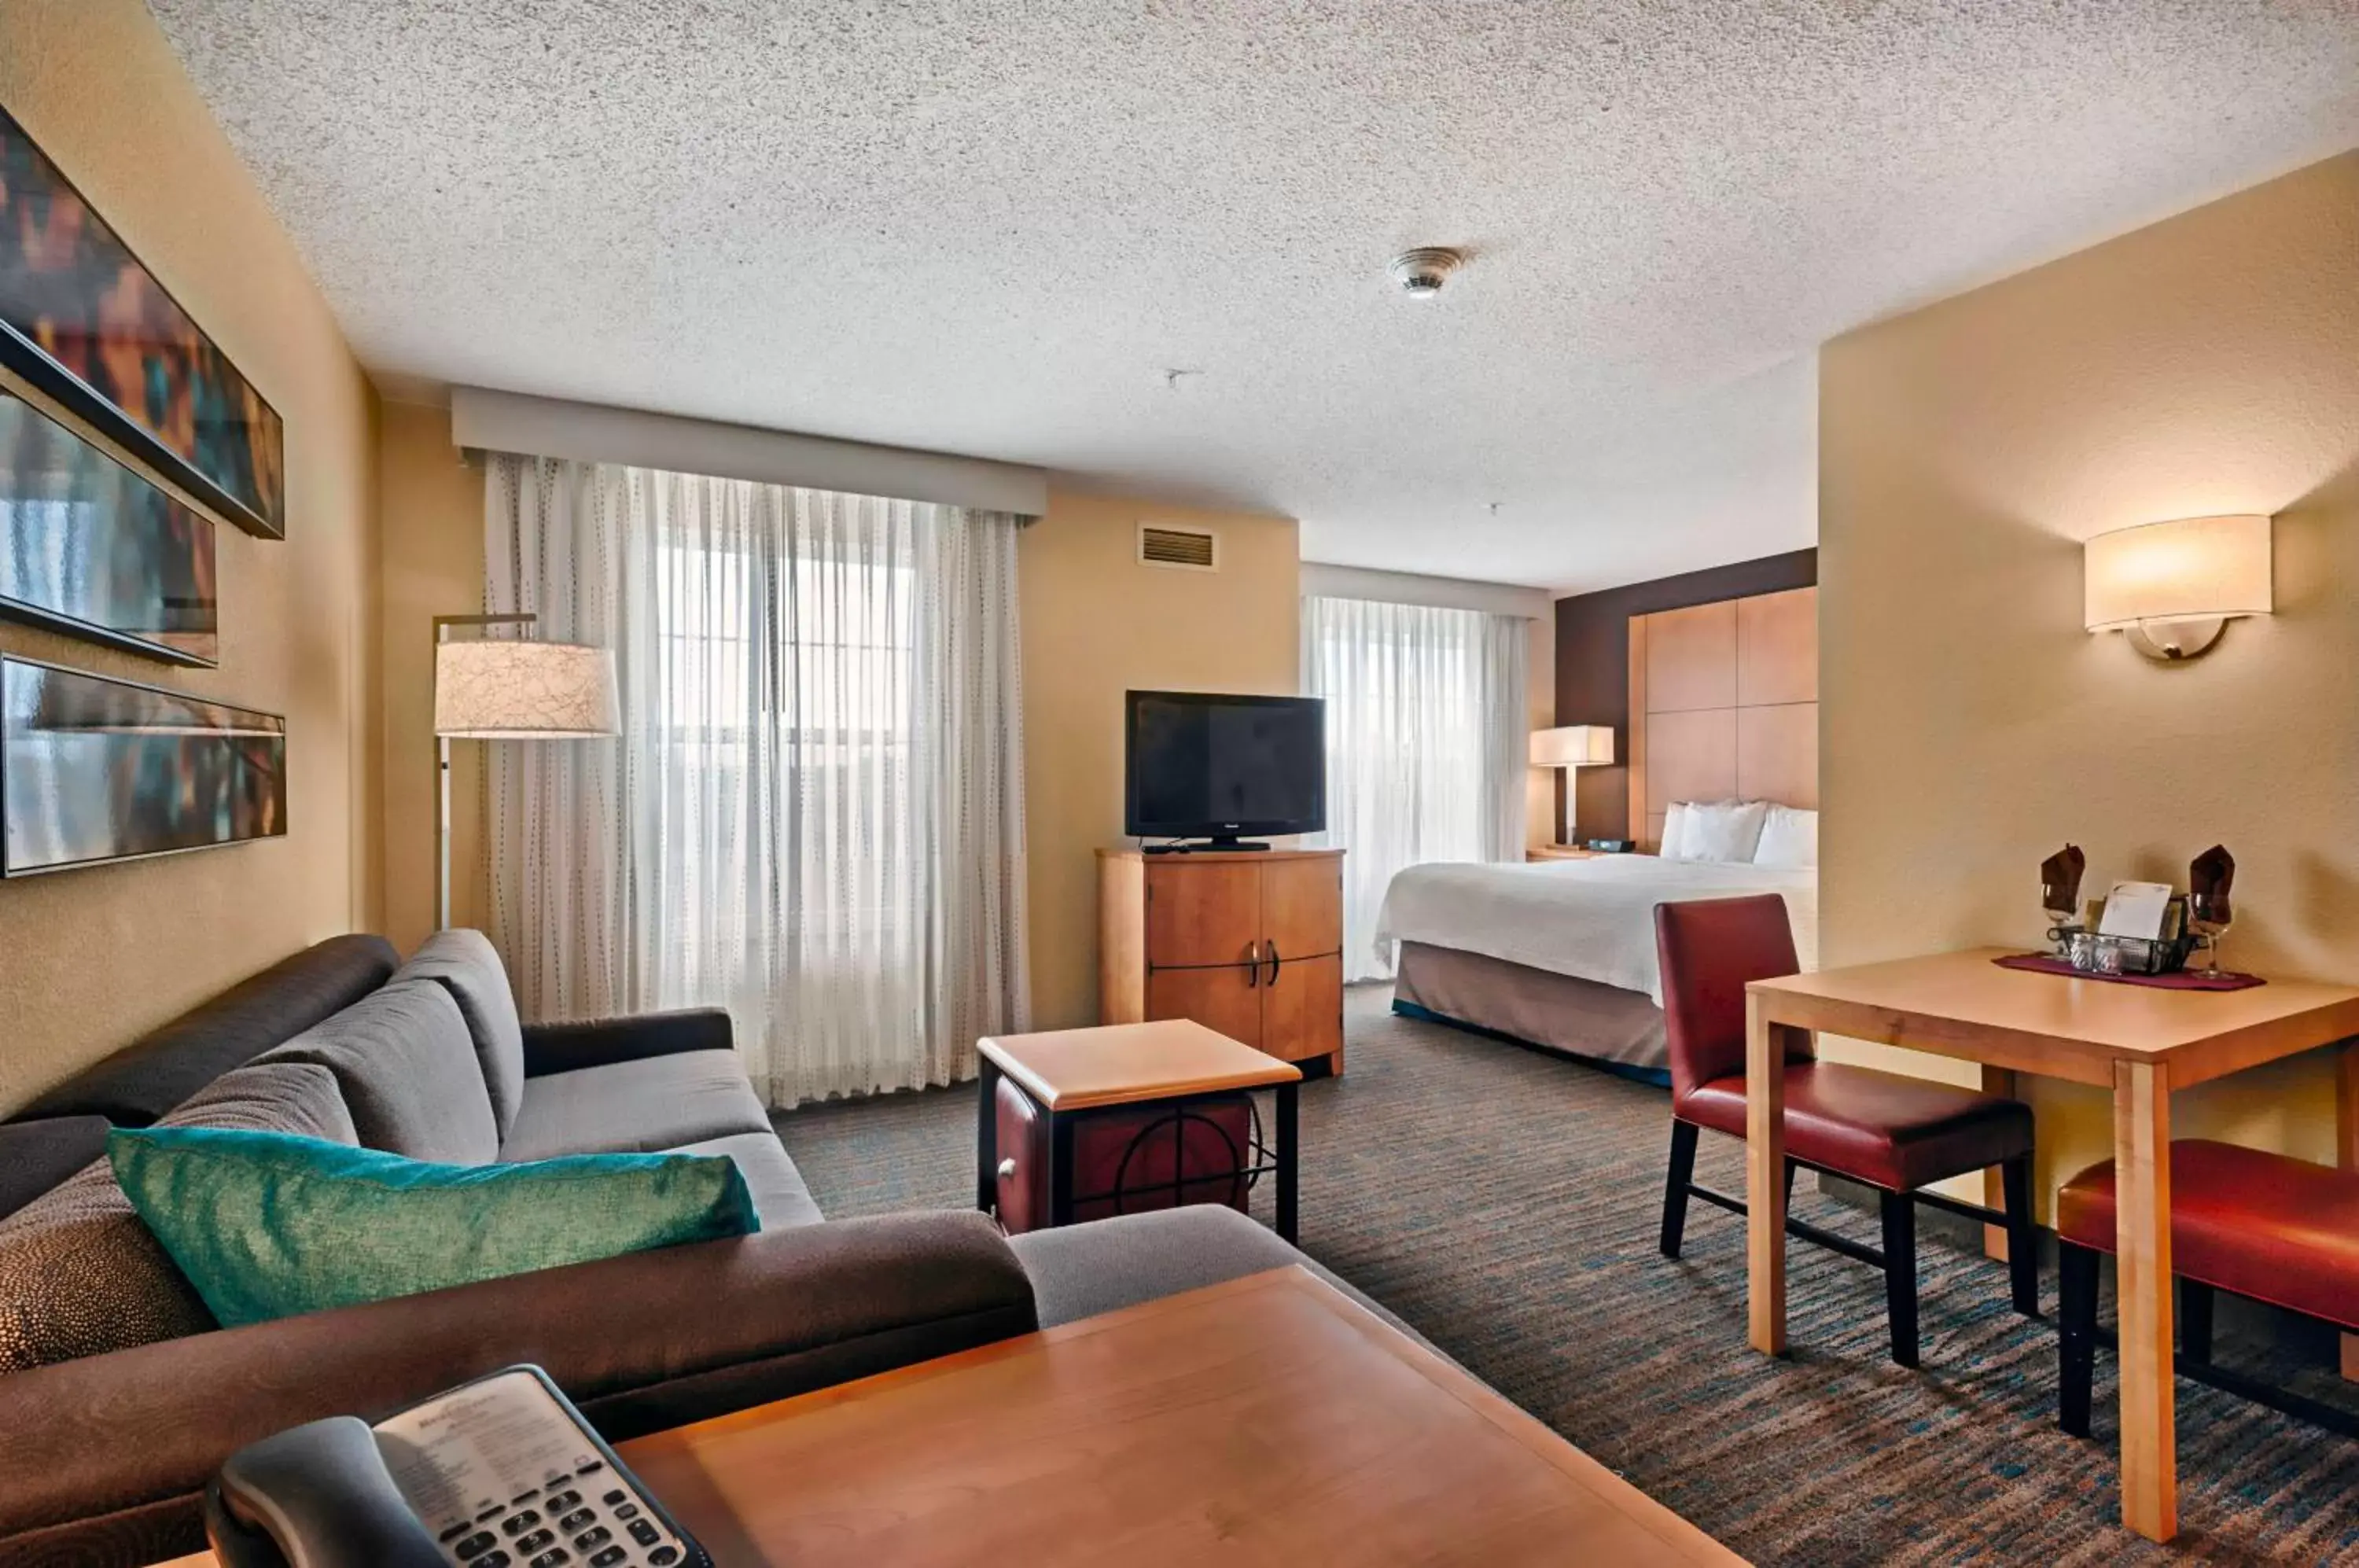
[0,0,381,1115]
[378,402,488,951]
[1019,491,1301,1028]
[1820,151,2359,1215]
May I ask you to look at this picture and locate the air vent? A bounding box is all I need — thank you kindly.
[1139,524,1219,572]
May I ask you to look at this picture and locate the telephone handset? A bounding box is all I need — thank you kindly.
[205,1364,710,1568]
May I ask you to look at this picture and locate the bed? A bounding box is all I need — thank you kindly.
[1372,854,1818,1082]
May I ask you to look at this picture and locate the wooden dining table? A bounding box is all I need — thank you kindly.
[1743,947,2359,1543]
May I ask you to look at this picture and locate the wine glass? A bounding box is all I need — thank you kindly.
[2188,888,2233,975]
[2041,885,2078,959]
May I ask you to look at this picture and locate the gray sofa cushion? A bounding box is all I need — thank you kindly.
[1006,1206,1444,1358]
[672,1132,824,1231]
[393,929,526,1140]
[499,1051,771,1163]
[263,981,499,1165]
[0,1117,111,1222]
[0,1062,356,1373]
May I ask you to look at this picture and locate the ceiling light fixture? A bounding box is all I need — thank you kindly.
[1389,247,1464,299]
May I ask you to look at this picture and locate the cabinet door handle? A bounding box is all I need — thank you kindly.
[1264,941,1282,987]
[1245,940,1262,986]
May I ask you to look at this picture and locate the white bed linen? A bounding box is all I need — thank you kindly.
[1372,854,1818,1005]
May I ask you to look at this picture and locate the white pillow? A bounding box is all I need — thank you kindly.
[1675,800,1771,863]
[1658,802,1691,859]
[1752,805,1818,869]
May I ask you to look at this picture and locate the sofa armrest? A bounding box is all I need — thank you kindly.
[521,1007,734,1076]
[0,1211,1033,1563]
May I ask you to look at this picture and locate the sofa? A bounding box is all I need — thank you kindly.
[0,930,1364,1566]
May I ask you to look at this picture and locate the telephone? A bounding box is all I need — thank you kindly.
[204,1364,711,1568]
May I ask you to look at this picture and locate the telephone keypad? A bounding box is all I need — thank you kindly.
[391,1371,693,1568]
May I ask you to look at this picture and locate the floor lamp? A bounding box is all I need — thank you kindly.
[432,613,620,930]
[1529,725,1614,847]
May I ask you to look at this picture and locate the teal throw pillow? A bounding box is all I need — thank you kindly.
[108,1126,760,1327]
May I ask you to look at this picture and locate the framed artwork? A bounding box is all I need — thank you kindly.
[0,389,219,665]
[1,657,285,876]
[0,104,285,539]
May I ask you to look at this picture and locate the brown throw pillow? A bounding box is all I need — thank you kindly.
[0,1059,356,1373]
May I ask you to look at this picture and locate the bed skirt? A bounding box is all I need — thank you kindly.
[1391,940,1670,1087]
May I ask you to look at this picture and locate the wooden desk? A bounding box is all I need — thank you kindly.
[1745,948,2359,1544]
[162,1268,1743,1566]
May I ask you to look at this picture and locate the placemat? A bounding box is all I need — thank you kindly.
[1993,953,2265,990]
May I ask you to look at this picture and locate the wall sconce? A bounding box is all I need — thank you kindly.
[1530,725,1614,845]
[2084,513,2273,661]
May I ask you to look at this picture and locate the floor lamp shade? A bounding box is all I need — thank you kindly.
[431,631,618,931]
[434,640,619,738]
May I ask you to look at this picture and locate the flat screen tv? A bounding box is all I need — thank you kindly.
[1124,690,1325,845]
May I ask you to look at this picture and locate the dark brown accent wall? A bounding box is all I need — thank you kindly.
[1551,549,1817,842]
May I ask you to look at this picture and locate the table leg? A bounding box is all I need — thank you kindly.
[2113,1058,2177,1543]
[1745,992,1789,1356]
[1981,1066,2019,1263]
[1048,1110,1076,1229]
[1275,1080,1299,1246]
[2339,1041,2359,1380]
[976,1055,1001,1216]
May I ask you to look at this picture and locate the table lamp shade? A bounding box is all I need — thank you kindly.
[1529,725,1614,768]
[434,640,618,738]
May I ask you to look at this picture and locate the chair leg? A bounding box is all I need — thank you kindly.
[1879,1189,1919,1369]
[2059,1241,2099,1437]
[2181,1279,2214,1367]
[1659,1121,1699,1260]
[2000,1154,2040,1318]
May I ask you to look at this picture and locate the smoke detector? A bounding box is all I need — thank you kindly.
[1389,247,1464,299]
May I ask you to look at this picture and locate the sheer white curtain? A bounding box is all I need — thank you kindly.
[1304,595,1528,981]
[482,454,1031,1106]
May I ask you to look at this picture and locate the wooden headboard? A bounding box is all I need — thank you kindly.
[1626,586,1817,852]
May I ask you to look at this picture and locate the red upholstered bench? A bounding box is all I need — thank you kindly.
[2055,1139,2359,1439]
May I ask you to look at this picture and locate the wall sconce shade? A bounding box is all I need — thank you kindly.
[2084,513,2272,661]
[434,640,620,738]
[1530,725,1614,768]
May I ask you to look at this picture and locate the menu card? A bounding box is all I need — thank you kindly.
[2096,880,2175,940]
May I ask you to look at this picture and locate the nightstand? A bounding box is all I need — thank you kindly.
[1527,845,1605,862]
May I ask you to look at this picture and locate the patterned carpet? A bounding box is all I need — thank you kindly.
[776,985,2359,1566]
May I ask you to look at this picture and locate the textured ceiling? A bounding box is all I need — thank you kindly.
[148,2,2359,591]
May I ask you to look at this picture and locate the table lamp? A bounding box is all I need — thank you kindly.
[432,613,619,929]
[1529,725,1614,846]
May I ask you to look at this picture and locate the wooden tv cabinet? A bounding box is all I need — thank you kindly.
[1097,847,1346,1076]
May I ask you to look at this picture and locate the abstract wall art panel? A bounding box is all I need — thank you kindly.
[0,390,218,665]
[0,105,285,539]
[1,658,285,875]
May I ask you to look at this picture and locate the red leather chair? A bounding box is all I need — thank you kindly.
[1654,896,2039,1367]
[2055,1140,2359,1439]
